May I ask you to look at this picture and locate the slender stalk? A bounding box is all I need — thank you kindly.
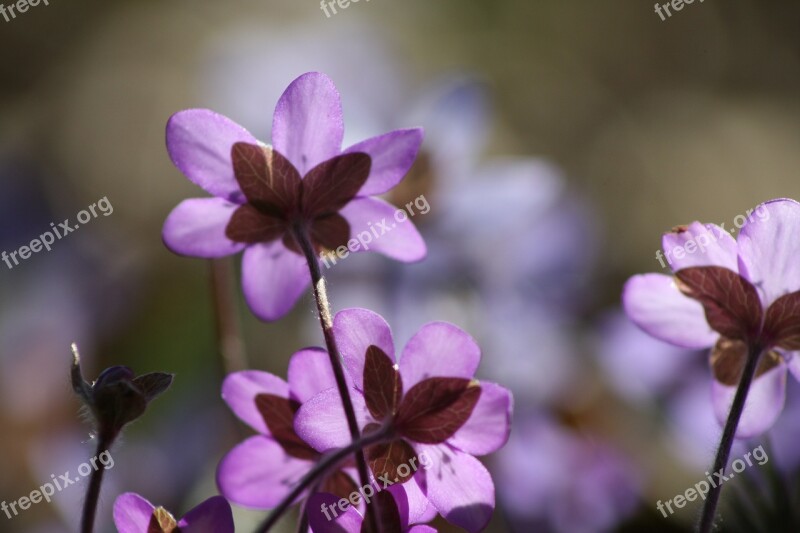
[697,345,763,533]
[210,258,248,373]
[255,428,390,532]
[80,435,113,533]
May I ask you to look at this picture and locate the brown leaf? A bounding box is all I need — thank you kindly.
[366,438,418,484]
[319,470,359,500]
[675,267,763,341]
[231,143,301,216]
[763,290,800,350]
[225,204,287,244]
[363,346,403,421]
[361,490,403,533]
[310,213,351,253]
[394,378,481,444]
[301,153,371,218]
[255,394,318,460]
[148,507,177,533]
[710,338,782,386]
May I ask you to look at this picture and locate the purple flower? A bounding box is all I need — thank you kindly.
[623,198,800,437]
[217,348,358,508]
[294,308,513,533]
[112,493,233,533]
[162,72,426,320]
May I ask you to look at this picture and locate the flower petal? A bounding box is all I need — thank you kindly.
[333,308,395,391]
[221,370,289,434]
[398,322,480,390]
[288,348,338,404]
[339,197,427,262]
[447,382,512,456]
[166,109,255,202]
[294,388,370,452]
[216,436,311,508]
[241,242,311,321]
[178,496,234,533]
[661,222,738,271]
[272,72,344,175]
[162,198,246,258]
[307,493,362,533]
[737,199,800,306]
[622,273,718,348]
[113,493,155,533]
[344,128,424,196]
[712,364,787,438]
[416,445,495,533]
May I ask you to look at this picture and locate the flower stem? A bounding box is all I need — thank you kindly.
[80,435,113,533]
[210,258,248,373]
[255,428,390,532]
[291,225,378,532]
[697,345,763,533]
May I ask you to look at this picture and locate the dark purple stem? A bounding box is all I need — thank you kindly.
[80,435,114,533]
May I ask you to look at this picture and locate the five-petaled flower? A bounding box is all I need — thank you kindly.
[624,199,800,437]
[113,493,234,533]
[162,72,426,321]
[294,308,513,533]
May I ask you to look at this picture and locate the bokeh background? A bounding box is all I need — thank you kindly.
[2,0,800,531]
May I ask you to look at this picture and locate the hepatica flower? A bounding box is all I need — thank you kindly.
[624,199,800,437]
[295,308,513,532]
[162,72,426,320]
[113,493,233,533]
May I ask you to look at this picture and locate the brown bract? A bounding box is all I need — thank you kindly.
[148,507,177,533]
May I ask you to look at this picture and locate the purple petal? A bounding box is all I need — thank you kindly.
[788,352,800,382]
[416,445,495,533]
[221,370,289,434]
[166,109,255,202]
[339,197,427,262]
[408,527,437,533]
[447,382,512,456]
[288,348,340,403]
[623,273,718,348]
[113,493,155,533]
[737,199,800,307]
[398,322,480,390]
[272,72,344,175]
[712,364,787,438]
[307,493,362,533]
[333,308,395,391]
[241,242,311,321]
[162,198,246,258]
[178,496,234,533]
[661,222,738,271]
[217,436,311,508]
[344,129,424,196]
[294,388,370,452]
[394,479,436,525]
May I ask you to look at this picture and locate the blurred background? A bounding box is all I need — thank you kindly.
[1,0,800,531]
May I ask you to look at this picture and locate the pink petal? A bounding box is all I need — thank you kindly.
[787,352,800,382]
[623,273,718,348]
[113,493,155,533]
[448,382,513,456]
[307,493,362,532]
[661,222,738,271]
[294,388,370,452]
[216,436,312,508]
[398,322,480,390]
[737,199,800,307]
[712,364,787,439]
[241,242,311,321]
[344,129,424,196]
[333,308,395,391]
[179,496,234,533]
[288,348,340,403]
[338,197,427,262]
[166,109,255,202]
[162,198,246,258]
[221,370,289,434]
[272,72,344,176]
[397,478,436,525]
[416,445,495,533]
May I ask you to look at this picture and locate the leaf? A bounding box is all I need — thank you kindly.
[763,290,800,350]
[231,143,301,216]
[255,393,318,460]
[710,338,781,386]
[301,153,371,218]
[675,266,763,341]
[366,437,418,484]
[361,490,403,533]
[394,378,481,444]
[225,204,287,244]
[319,470,360,500]
[363,345,402,421]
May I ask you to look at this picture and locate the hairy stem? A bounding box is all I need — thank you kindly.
[697,345,763,533]
[80,436,113,533]
[210,258,248,373]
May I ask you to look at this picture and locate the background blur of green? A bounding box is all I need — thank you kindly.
[1,0,799,532]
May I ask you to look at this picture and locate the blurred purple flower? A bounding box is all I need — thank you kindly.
[294,308,513,533]
[162,72,425,320]
[113,493,233,533]
[624,198,800,437]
